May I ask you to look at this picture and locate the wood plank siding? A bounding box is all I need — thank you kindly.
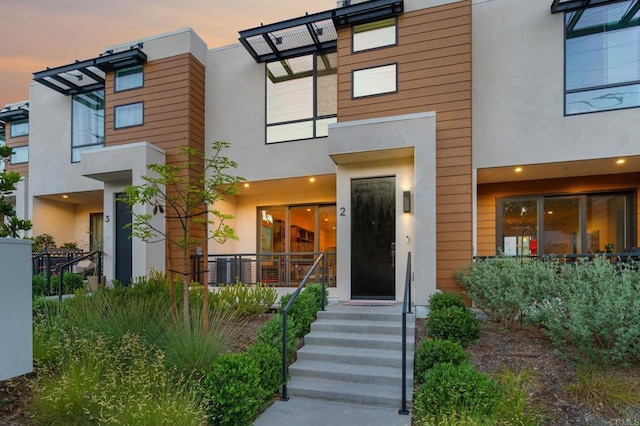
[5,133,29,177]
[337,0,473,293]
[104,53,207,272]
[477,174,640,256]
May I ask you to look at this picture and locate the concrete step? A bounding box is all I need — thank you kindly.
[296,345,412,368]
[310,319,415,336]
[288,359,413,387]
[304,331,414,350]
[286,377,412,408]
[317,310,415,323]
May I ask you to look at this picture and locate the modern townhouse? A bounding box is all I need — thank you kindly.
[2,0,638,311]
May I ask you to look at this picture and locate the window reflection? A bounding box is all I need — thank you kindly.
[353,64,397,98]
[353,18,397,52]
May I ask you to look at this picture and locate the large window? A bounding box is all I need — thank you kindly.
[114,102,143,129]
[72,90,104,163]
[352,63,398,98]
[266,52,337,143]
[0,129,4,171]
[10,119,28,138]
[565,0,640,115]
[498,193,633,255]
[10,146,28,164]
[353,18,397,52]
[115,66,143,92]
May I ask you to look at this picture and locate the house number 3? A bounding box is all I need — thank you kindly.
[105,215,110,223]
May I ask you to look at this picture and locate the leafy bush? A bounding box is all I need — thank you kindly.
[62,272,85,294]
[426,306,481,348]
[528,258,640,365]
[202,352,265,426]
[280,283,326,338]
[210,282,277,316]
[428,292,467,311]
[414,362,503,420]
[32,273,48,297]
[415,339,469,383]
[456,256,560,328]
[257,313,297,363]
[246,341,283,397]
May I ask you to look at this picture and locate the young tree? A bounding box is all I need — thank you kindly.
[120,141,243,331]
[0,145,32,238]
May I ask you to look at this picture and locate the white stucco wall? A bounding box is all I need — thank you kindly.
[206,44,337,181]
[473,0,640,170]
[32,198,77,244]
[0,239,32,381]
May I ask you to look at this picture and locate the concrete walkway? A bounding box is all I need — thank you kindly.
[253,397,412,426]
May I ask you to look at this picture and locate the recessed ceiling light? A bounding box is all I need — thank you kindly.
[62,195,69,199]
[515,167,523,173]
[243,183,250,188]
[616,159,626,165]
[309,177,316,183]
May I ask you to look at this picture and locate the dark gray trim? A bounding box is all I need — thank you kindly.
[551,0,629,13]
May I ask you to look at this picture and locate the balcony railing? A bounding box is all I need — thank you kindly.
[205,251,337,287]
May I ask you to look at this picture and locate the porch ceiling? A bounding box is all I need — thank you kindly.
[237,174,336,197]
[477,156,640,184]
[36,191,103,205]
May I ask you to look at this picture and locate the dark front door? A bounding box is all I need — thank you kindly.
[351,177,396,299]
[115,193,132,286]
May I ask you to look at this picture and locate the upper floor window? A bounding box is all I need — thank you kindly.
[353,18,397,52]
[565,0,640,115]
[72,90,104,163]
[115,65,143,92]
[10,119,28,138]
[352,63,398,98]
[10,146,28,164]
[114,102,144,129]
[266,52,337,144]
[0,130,5,171]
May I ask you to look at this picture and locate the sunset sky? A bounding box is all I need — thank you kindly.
[0,0,332,107]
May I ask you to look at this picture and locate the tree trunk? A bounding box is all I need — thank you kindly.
[182,247,190,332]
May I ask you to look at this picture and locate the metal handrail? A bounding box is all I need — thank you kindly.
[54,251,103,302]
[281,253,327,401]
[399,251,412,415]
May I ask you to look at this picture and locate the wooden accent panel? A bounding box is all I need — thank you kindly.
[5,135,29,177]
[337,0,472,293]
[104,53,207,274]
[477,174,640,256]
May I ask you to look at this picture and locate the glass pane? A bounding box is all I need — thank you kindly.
[543,198,581,255]
[587,194,627,253]
[259,207,286,253]
[353,64,397,98]
[10,146,28,164]
[316,52,337,117]
[0,131,5,171]
[90,213,104,252]
[501,199,538,256]
[115,66,143,91]
[115,103,143,128]
[290,206,316,253]
[353,18,396,52]
[10,120,28,137]
[267,121,314,143]
[316,117,337,138]
[267,56,313,124]
[566,83,640,114]
[319,205,336,252]
[72,90,105,148]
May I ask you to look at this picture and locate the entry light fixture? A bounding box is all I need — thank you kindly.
[403,191,411,213]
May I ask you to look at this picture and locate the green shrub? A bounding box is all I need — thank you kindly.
[202,352,265,426]
[280,283,326,338]
[428,292,466,311]
[415,339,469,384]
[456,256,560,328]
[414,362,503,420]
[425,306,481,348]
[210,282,277,316]
[528,257,640,365]
[257,313,297,363]
[62,272,85,294]
[246,341,283,397]
[32,273,48,297]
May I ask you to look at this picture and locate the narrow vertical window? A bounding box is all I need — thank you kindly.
[72,89,105,163]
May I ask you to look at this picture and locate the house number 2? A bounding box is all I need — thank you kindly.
[339,207,346,216]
